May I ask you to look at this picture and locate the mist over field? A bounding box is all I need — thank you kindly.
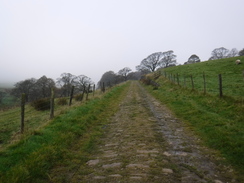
[1,0,243,85]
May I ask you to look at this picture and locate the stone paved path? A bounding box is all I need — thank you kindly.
[71,81,236,183]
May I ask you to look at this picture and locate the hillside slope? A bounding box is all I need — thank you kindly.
[143,57,244,179]
[161,56,244,98]
[0,79,243,182]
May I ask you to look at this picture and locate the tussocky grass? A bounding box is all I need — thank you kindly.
[0,88,108,150]
[0,82,130,183]
[145,65,244,181]
[160,56,244,99]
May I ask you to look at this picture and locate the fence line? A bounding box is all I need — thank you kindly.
[161,70,244,98]
[0,84,103,136]
[145,70,244,99]
[21,93,25,133]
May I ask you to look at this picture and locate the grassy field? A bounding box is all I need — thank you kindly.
[0,83,129,182]
[161,56,244,99]
[145,56,244,176]
[0,88,119,150]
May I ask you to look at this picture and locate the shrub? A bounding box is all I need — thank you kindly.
[57,97,67,106]
[31,98,50,111]
[75,94,84,101]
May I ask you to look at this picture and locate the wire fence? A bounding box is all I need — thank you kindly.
[0,84,107,148]
[150,70,244,101]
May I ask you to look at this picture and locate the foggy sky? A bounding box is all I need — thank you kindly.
[1,0,243,84]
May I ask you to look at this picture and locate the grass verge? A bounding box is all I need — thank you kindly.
[0,89,106,150]
[144,77,244,179]
[0,82,129,182]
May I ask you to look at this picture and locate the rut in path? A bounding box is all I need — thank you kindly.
[71,81,235,183]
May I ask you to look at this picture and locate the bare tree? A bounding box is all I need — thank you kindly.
[211,47,229,60]
[11,78,37,102]
[98,71,117,88]
[56,73,77,97]
[160,50,177,68]
[239,48,244,56]
[11,76,55,102]
[35,75,55,98]
[137,52,163,72]
[135,65,151,75]
[76,75,93,92]
[118,67,132,81]
[227,48,239,58]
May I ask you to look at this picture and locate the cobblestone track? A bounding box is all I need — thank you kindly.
[72,81,236,183]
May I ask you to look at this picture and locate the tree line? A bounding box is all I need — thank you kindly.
[98,46,244,92]
[98,67,142,89]
[209,47,243,60]
[136,47,244,73]
[2,46,243,107]
[10,73,93,103]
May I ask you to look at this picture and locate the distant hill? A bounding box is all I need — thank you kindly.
[0,82,14,89]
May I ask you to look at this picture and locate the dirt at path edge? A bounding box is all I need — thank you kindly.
[71,81,237,183]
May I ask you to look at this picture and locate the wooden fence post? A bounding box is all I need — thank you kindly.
[203,72,206,94]
[50,88,54,119]
[81,85,86,101]
[93,84,95,97]
[86,84,90,100]
[69,86,75,106]
[219,74,223,97]
[190,75,194,90]
[177,73,180,85]
[20,93,25,134]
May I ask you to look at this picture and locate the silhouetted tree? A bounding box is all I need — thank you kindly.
[35,76,55,98]
[210,47,240,60]
[184,54,200,64]
[118,67,132,81]
[56,73,76,97]
[160,50,177,68]
[98,71,117,88]
[137,52,164,72]
[239,48,244,56]
[135,65,151,75]
[211,47,229,60]
[75,75,93,92]
[11,76,55,102]
[227,48,239,58]
[127,71,143,80]
[11,78,37,102]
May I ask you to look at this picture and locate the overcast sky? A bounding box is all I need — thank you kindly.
[1,0,243,84]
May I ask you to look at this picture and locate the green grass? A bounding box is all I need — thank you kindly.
[161,56,244,98]
[0,82,130,182]
[0,91,106,149]
[145,57,244,179]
